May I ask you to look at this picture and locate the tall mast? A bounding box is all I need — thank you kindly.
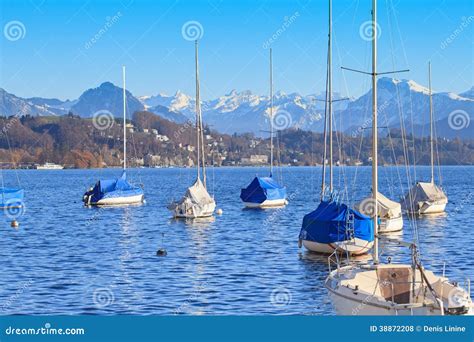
[371,0,379,264]
[122,65,127,171]
[429,62,434,184]
[195,40,201,182]
[320,48,330,200]
[328,0,333,193]
[269,48,274,177]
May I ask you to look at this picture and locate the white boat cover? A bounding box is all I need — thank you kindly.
[403,182,447,210]
[184,178,215,206]
[169,178,216,218]
[356,192,402,219]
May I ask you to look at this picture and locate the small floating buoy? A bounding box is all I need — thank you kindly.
[216,208,223,215]
[11,220,19,229]
[156,248,167,256]
[156,232,167,256]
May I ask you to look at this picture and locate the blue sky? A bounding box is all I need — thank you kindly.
[0,0,472,100]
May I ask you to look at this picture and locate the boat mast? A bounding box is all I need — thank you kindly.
[371,0,379,264]
[269,48,274,177]
[122,65,127,171]
[320,47,330,200]
[195,40,201,183]
[428,62,434,184]
[328,0,333,193]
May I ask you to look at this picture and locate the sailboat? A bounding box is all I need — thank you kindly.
[240,49,287,209]
[325,0,472,315]
[298,0,373,256]
[402,63,448,215]
[355,191,403,233]
[168,40,216,219]
[82,66,144,206]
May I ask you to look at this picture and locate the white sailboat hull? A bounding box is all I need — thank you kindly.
[92,194,144,206]
[243,199,288,208]
[379,215,403,233]
[418,201,447,215]
[171,201,216,219]
[328,289,443,315]
[302,238,373,256]
[325,265,473,316]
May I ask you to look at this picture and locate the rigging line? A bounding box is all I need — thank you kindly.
[432,98,443,188]
[320,24,331,201]
[387,0,418,185]
[387,0,420,249]
[332,31,350,203]
[4,128,21,187]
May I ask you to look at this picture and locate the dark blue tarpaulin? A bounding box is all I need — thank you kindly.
[300,200,373,244]
[240,176,287,204]
[86,171,143,203]
[0,188,24,208]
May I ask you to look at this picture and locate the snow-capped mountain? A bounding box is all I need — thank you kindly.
[340,78,473,135]
[139,91,195,117]
[26,97,77,115]
[0,78,471,138]
[0,88,60,117]
[141,89,349,134]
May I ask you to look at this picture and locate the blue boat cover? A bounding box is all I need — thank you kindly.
[299,200,373,244]
[0,188,24,208]
[240,176,287,204]
[87,171,143,203]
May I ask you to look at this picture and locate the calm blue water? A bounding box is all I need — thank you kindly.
[0,166,472,315]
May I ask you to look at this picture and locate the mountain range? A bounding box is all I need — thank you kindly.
[0,78,472,138]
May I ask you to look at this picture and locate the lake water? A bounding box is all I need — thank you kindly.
[0,166,472,315]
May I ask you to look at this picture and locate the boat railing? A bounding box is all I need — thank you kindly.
[328,250,340,273]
